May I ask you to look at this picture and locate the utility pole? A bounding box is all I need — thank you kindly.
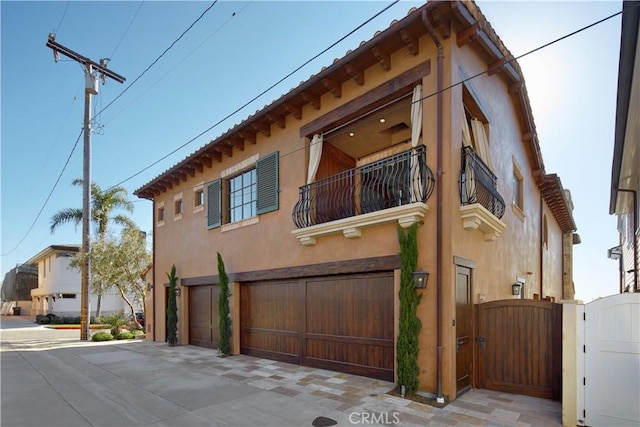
[46,35,125,340]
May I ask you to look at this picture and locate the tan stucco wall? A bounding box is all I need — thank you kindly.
[147,26,569,401]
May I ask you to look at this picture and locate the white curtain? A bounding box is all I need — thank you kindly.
[307,133,323,184]
[410,84,423,202]
[462,109,472,148]
[462,108,476,201]
[470,118,494,170]
[411,85,422,148]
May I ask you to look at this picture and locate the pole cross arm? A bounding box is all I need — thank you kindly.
[45,39,126,84]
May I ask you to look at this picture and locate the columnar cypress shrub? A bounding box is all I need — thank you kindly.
[217,252,231,356]
[166,264,178,346]
[396,223,422,394]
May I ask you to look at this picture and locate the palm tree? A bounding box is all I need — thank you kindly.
[50,179,136,317]
[50,179,135,239]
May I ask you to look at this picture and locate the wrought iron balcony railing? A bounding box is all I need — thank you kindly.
[292,145,435,228]
[459,146,506,219]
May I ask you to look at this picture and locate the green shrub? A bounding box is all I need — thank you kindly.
[35,314,49,324]
[166,265,178,346]
[217,253,231,356]
[91,332,113,342]
[131,329,144,336]
[100,311,129,336]
[115,331,135,340]
[46,313,60,324]
[396,223,422,395]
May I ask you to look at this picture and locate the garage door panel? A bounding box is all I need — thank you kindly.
[306,336,394,375]
[305,345,394,381]
[241,281,302,363]
[189,285,220,349]
[242,328,301,364]
[242,281,301,331]
[306,276,393,339]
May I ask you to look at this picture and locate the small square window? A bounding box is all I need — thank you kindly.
[195,189,203,207]
[175,199,183,216]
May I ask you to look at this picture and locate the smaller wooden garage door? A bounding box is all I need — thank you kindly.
[241,273,394,381]
[189,285,220,349]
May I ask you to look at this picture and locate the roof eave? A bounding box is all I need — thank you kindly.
[610,1,639,214]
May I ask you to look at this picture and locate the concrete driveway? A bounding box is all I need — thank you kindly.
[1,315,561,426]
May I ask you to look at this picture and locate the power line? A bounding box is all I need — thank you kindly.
[93,1,218,121]
[3,2,625,257]
[276,4,629,161]
[115,0,620,188]
[1,1,218,257]
[54,1,70,35]
[2,0,218,256]
[1,130,84,257]
[109,0,401,188]
[104,1,252,127]
[109,1,145,59]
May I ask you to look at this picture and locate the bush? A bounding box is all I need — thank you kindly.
[99,311,129,336]
[131,329,144,336]
[91,332,113,342]
[115,331,135,340]
[35,313,96,325]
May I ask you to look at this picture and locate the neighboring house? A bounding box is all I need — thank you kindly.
[610,0,639,294]
[0,263,38,315]
[27,245,126,317]
[135,1,578,400]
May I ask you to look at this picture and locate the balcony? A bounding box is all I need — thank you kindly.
[459,146,506,240]
[292,145,435,245]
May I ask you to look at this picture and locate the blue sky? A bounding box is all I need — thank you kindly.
[1,1,623,302]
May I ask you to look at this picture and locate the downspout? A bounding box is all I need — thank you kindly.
[617,189,638,292]
[540,195,544,299]
[423,10,445,402]
[152,200,156,341]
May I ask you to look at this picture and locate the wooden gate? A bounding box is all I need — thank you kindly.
[475,299,562,400]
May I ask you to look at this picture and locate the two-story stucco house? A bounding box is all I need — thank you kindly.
[135,0,578,401]
[28,245,127,317]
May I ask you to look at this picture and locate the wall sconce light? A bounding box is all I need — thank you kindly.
[512,282,522,296]
[174,287,181,297]
[413,270,429,289]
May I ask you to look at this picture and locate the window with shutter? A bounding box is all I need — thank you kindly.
[207,179,222,229]
[256,151,279,215]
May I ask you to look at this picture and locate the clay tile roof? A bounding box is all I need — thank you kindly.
[539,174,577,233]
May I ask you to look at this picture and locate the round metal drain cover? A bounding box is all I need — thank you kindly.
[312,416,337,427]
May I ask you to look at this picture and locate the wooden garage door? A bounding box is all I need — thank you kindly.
[240,273,394,381]
[189,285,220,349]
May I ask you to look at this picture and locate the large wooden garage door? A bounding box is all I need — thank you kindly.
[241,273,394,381]
[189,285,220,349]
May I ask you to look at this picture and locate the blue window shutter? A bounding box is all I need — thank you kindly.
[206,179,222,229]
[256,151,279,215]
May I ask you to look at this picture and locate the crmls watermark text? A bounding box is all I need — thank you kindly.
[348,411,401,425]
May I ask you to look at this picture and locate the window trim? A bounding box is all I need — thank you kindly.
[193,182,204,213]
[512,159,525,220]
[157,201,165,227]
